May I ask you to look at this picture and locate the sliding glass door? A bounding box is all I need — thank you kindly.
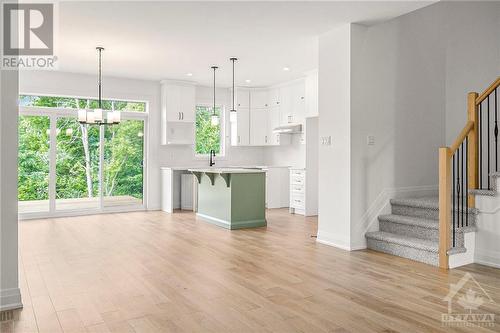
[56,117,100,211]
[103,120,144,208]
[18,95,148,218]
[18,115,50,214]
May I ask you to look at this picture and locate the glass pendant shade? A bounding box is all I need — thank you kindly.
[230,109,237,123]
[113,111,121,124]
[87,112,95,124]
[94,108,103,122]
[211,114,219,126]
[78,109,87,122]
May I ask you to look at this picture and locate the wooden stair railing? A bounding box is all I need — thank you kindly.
[439,77,500,269]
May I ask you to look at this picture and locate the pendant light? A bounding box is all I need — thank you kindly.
[211,65,219,126]
[229,57,238,123]
[78,47,120,125]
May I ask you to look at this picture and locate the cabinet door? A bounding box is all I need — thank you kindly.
[250,107,268,146]
[250,90,269,109]
[267,106,281,145]
[305,71,318,117]
[268,87,281,107]
[234,107,250,146]
[292,81,306,124]
[163,85,182,122]
[179,85,195,122]
[279,85,293,125]
[236,89,250,108]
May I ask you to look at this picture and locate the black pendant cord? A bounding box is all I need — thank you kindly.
[97,47,104,109]
[230,58,237,111]
[212,66,218,116]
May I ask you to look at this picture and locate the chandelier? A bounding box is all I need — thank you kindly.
[78,47,121,125]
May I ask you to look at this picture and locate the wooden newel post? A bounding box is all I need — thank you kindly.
[467,92,478,207]
[439,147,451,269]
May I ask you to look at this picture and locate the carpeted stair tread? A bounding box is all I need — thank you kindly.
[469,189,497,197]
[448,247,467,255]
[390,196,477,214]
[366,231,438,253]
[378,214,438,229]
[379,214,476,233]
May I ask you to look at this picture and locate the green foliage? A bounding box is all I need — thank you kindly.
[18,95,145,203]
[195,106,221,155]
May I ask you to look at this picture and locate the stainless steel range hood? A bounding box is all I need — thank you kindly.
[273,123,302,134]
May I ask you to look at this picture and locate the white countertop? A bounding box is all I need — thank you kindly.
[161,165,290,170]
[187,168,265,174]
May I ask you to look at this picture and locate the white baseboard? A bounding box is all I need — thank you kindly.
[0,288,22,311]
[475,249,500,268]
[316,230,352,251]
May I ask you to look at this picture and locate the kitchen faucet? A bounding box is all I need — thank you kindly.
[209,150,216,166]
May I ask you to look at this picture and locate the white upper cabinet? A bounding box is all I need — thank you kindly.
[268,88,281,107]
[233,107,250,146]
[236,88,250,108]
[250,89,269,109]
[250,107,268,146]
[160,81,196,145]
[305,70,318,118]
[291,80,306,125]
[162,82,195,122]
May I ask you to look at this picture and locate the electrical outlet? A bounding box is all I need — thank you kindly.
[367,135,375,146]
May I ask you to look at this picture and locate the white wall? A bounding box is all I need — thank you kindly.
[444,1,500,145]
[475,194,500,268]
[0,68,22,310]
[19,71,265,210]
[349,4,446,248]
[316,24,352,250]
[317,2,500,251]
[263,136,305,168]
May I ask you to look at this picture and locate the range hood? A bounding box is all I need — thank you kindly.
[273,123,302,134]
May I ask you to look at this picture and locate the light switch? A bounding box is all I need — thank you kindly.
[367,136,375,146]
[321,136,332,145]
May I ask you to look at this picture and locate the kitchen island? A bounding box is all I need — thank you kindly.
[188,168,266,229]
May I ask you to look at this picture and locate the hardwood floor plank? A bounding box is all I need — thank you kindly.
[10,209,500,332]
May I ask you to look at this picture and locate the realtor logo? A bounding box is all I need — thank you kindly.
[442,273,495,328]
[3,3,53,55]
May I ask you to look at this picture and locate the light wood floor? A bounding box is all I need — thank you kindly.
[3,209,500,333]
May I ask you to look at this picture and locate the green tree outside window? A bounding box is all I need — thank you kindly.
[195,106,222,155]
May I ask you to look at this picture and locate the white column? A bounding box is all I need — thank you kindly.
[316,24,353,250]
[0,67,22,310]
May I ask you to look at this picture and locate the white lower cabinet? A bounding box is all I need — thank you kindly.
[289,168,316,216]
[263,167,290,209]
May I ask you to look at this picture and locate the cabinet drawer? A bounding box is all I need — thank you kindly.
[290,169,305,176]
[291,184,304,193]
[291,194,305,209]
[290,174,305,185]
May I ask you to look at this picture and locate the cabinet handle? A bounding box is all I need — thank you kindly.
[276,102,280,105]
[181,112,184,120]
[301,96,305,100]
[265,135,267,143]
[238,135,240,144]
[178,112,181,120]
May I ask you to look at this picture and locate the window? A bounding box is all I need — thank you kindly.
[18,94,147,216]
[19,95,146,112]
[195,105,224,156]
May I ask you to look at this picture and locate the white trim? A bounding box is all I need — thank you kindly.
[316,230,353,251]
[0,288,22,311]
[475,250,500,269]
[19,205,146,220]
[449,232,475,269]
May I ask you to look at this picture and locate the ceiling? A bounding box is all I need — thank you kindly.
[55,1,434,87]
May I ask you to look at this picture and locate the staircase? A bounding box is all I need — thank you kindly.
[366,196,477,266]
[366,77,500,268]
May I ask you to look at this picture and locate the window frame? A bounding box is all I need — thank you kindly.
[17,94,149,220]
[194,103,226,159]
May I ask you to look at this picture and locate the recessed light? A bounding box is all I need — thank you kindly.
[283,67,290,71]
[186,73,193,77]
[245,79,251,83]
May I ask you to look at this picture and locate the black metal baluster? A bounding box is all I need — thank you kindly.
[495,88,498,173]
[466,136,469,227]
[457,146,461,232]
[453,153,456,248]
[488,96,491,189]
[479,102,482,189]
[462,142,465,227]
